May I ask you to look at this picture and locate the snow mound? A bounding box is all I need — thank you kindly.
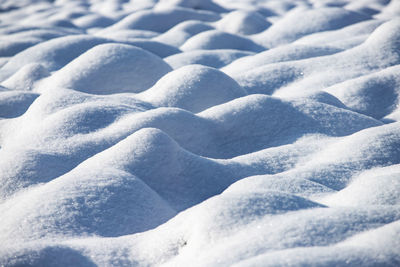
[153,20,214,47]
[222,44,342,75]
[214,10,272,35]
[73,14,116,29]
[0,39,41,57]
[181,30,266,52]
[0,167,176,241]
[232,19,400,97]
[1,63,50,91]
[321,165,400,207]
[294,19,383,49]
[0,35,110,81]
[1,0,399,266]
[111,39,181,58]
[165,49,253,69]
[102,7,220,33]
[156,0,227,13]
[41,43,172,94]
[198,94,381,157]
[254,7,371,47]
[138,64,246,112]
[325,65,400,119]
[96,29,159,40]
[0,91,39,118]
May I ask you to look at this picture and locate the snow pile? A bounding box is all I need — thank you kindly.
[42,43,172,94]
[0,0,399,266]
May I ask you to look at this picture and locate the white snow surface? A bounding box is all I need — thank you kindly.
[0,0,399,266]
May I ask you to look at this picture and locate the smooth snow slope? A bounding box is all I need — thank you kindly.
[0,0,399,266]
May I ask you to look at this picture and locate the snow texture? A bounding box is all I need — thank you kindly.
[0,0,399,266]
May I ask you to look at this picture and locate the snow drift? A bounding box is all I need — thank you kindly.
[0,0,399,266]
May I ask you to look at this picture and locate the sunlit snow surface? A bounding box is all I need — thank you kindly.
[0,0,400,266]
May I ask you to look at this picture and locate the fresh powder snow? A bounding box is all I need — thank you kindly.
[0,0,399,266]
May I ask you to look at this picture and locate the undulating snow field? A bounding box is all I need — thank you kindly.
[0,0,400,266]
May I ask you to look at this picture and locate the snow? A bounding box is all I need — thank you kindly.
[41,43,172,94]
[137,64,246,112]
[153,20,214,47]
[0,35,111,81]
[253,7,371,47]
[0,0,399,266]
[214,10,272,35]
[180,29,266,52]
[101,7,220,33]
[165,49,253,69]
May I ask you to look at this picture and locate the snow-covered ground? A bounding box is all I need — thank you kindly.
[0,0,399,265]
